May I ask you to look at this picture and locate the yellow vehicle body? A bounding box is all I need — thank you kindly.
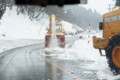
[46,23,64,34]
[93,9,120,49]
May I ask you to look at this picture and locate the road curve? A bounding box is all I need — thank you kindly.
[0,40,98,80]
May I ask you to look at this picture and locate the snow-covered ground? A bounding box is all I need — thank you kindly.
[70,37,120,80]
[69,39,112,80]
[0,39,42,53]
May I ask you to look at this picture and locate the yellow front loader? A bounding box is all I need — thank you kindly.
[93,9,120,75]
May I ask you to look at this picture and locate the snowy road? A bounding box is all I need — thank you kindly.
[0,42,100,80]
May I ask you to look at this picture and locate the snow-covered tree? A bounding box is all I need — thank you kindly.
[0,0,6,19]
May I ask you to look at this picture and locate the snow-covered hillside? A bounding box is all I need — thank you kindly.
[0,7,48,39]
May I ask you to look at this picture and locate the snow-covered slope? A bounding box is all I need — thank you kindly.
[62,21,84,35]
[61,21,75,33]
[0,7,48,40]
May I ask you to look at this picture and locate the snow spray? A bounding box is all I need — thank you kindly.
[49,14,59,48]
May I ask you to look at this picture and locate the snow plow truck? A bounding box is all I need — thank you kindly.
[45,14,65,48]
[93,8,120,75]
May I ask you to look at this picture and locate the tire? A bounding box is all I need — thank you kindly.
[105,34,120,75]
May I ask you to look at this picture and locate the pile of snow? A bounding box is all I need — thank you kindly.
[64,34,120,79]
[44,48,65,55]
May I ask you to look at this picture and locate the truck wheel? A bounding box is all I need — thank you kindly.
[106,34,120,75]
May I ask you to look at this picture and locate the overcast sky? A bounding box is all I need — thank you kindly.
[81,0,115,14]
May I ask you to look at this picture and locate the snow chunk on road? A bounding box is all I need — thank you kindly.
[45,48,65,54]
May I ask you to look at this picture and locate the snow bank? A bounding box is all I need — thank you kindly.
[68,33,120,79]
[0,39,42,53]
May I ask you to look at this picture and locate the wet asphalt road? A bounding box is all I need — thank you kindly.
[0,43,98,80]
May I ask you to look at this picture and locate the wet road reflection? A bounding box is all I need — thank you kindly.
[0,44,79,80]
[0,43,99,80]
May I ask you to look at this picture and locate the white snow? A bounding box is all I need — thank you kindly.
[0,39,42,53]
[68,33,120,79]
[61,21,76,34]
[0,7,48,39]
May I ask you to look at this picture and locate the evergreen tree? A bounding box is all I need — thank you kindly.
[0,0,6,20]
